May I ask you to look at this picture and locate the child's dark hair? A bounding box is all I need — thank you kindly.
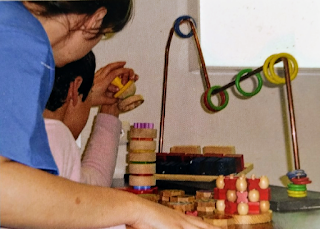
[31,0,133,33]
[46,51,96,112]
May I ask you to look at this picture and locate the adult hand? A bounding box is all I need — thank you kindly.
[91,61,138,106]
[127,196,221,229]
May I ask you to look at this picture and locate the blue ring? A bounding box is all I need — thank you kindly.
[133,186,151,190]
[286,170,307,180]
[173,15,197,38]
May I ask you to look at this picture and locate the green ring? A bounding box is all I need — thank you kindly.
[235,69,263,97]
[130,161,156,164]
[206,86,229,111]
[288,183,307,191]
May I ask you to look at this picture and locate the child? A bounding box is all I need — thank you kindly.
[44,50,123,187]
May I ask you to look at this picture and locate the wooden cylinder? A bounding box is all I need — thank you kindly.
[129,152,156,162]
[129,163,156,175]
[130,128,157,138]
[129,140,156,152]
[129,175,156,186]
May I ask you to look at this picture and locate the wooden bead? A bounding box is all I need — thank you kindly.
[216,175,225,189]
[226,190,237,202]
[259,175,270,189]
[237,202,249,215]
[260,201,270,213]
[236,175,247,192]
[248,189,260,202]
[216,200,226,212]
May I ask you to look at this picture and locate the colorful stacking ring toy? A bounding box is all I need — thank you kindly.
[263,53,298,84]
[173,15,197,38]
[286,169,311,198]
[235,69,263,97]
[203,86,229,112]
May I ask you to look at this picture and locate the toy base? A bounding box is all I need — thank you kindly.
[231,210,272,225]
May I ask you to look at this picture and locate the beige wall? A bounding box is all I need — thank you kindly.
[81,0,320,191]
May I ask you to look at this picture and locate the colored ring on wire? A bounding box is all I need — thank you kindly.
[287,183,307,191]
[286,170,307,180]
[263,53,298,84]
[291,177,312,185]
[206,86,229,111]
[173,15,197,38]
[203,89,226,112]
[235,69,263,97]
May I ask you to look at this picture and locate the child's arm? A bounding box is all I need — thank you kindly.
[80,113,121,186]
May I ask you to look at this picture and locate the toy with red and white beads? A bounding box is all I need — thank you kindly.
[213,174,272,224]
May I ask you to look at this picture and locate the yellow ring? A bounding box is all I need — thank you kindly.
[263,53,298,84]
[114,80,134,98]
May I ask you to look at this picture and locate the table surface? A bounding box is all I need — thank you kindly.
[112,179,320,229]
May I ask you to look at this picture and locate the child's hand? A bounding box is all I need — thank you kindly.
[91,61,138,106]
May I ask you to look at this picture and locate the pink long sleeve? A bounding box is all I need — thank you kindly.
[81,113,121,187]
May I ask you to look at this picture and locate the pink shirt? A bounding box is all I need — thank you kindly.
[45,113,125,229]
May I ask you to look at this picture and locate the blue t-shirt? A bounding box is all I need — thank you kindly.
[0,2,58,174]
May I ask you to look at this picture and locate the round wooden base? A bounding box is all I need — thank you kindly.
[231,210,273,224]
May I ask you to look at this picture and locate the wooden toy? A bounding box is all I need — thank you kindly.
[127,123,157,192]
[111,76,144,112]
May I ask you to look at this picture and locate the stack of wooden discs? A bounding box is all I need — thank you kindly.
[128,123,157,190]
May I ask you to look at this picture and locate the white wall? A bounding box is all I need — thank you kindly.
[81,0,320,191]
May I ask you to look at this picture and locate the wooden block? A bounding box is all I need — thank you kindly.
[225,201,238,214]
[195,199,216,208]
[129,127,157,138]
[138,194,160,203]
[203,146,235,155]
[167,202,195,212]
[128,152,156,162]
[160,189,185,197]
[129,163,156,175]
[129,140,156,152]
[129,175,156,186]
[248,202,260,214]
[197,206,215,212]
[170,195,195,203]
[196,190,213,200]
[170,145,201,154]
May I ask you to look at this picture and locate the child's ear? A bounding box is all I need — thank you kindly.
[68,76,83,107]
